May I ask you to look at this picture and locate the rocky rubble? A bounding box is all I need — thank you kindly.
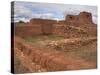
[45,37,97,51]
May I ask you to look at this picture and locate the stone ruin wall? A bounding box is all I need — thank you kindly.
[15,19,56,37]
[15,11,97,38]
[15,25,42,37]
[52,11,97,37]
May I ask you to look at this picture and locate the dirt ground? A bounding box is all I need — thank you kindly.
[14,35,97,73]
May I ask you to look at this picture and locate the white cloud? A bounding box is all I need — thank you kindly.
[14,2,55,22]
[29,13,54,20]
[92,16,97,24]
[14,17,30,22]
[14,5,32,16]
[14,2,33,22]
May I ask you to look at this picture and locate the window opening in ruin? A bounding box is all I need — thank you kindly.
[86,14,90,17]
[70,16,73,19]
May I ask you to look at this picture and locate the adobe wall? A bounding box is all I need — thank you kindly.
[29,18,57,25]
[79,11,93,24]
[52,11,96,37]
[15,24,53,37]
[52,24,66,36]
[52,24,84,38]
[15,19,56,37]
[65,11,94,26]
[15,25,42,37]
[52,24,97,38]
[15,11,96,38]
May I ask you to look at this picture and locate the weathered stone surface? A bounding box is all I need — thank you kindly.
[15,11,97,38]
[15,25,42,37]
[29,18,57,25]
[65,11,94,26]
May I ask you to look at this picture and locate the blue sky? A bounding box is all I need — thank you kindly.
[13,1,97,24]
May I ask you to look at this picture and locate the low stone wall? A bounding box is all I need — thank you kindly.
[52,24,97,38]
[15,24,53,37]
[52,24,66,36]
[15,24,97,38]
[15,25,42,37]
[14,15,97,38]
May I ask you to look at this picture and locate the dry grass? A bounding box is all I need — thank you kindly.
[14,55,30,74]
[22,35,97,64]
[14,35,97,73]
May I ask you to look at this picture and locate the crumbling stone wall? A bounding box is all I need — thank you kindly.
[79,11,93,24]
[15,24,53,37]
[29,18,57,25]
[52,11,96,37]
[15,11,96,37]
[65,11,94,26]
[15,25,42,37]
[52,24,87,38]
[15,19,56,37]
[52,24,66,36]
[41,24,53,35]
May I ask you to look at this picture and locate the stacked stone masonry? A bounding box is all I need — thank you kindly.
[14,11,97,38]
